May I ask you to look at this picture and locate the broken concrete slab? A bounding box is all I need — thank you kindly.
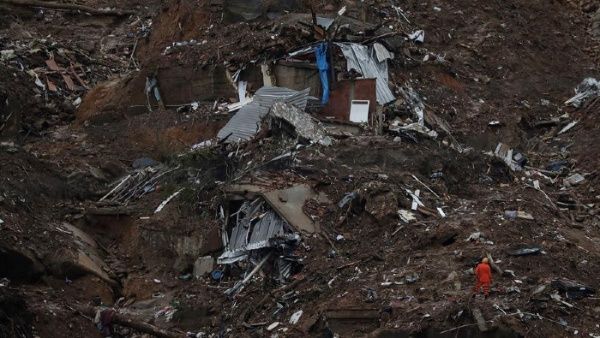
[226,184,329,233]
[193,256,215,279]
[263,185,322,233]
[175,234,205,257]
[269,102,333,146]
[46,223,117,287]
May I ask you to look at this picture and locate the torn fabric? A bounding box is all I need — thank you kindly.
[315,43,330,104]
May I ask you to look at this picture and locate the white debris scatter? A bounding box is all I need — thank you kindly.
[289,310,303,325]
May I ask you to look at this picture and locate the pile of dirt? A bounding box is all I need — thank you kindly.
[2,0,600,337]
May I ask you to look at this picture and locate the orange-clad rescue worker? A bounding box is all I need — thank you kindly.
[473,257,492,297]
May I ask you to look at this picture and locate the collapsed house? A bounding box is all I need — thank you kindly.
[218,198,301,295]
[218,184,328,295]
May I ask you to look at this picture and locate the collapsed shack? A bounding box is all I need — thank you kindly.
[219,197,302,296]
[217,86,311,143]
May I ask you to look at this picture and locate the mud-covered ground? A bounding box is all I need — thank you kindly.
[1,0,600,337]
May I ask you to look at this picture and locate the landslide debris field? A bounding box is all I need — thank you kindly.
[1,0,600,337]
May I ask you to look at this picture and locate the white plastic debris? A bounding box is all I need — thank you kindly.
[267,322,280,331]
[564,173,585,186]
[437,207,446,218]
[409,30,425,43]
[405,189,424,210]
[34,75,45,90]
[191,140,213,150]
[337,6,346,16]
[154,189,184,213]
[72,97,82,107]
[398,209,417,223]
[466,232,482,242]
[289,310,303,325]
[558,120,578,135]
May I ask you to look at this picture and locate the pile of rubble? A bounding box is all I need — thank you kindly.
[1,0,600,338]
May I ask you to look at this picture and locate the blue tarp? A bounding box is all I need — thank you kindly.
[315,43,330,104]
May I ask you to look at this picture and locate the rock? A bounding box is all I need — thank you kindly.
[193,256,215,279]
[175,234,204,257]
[99,160,126,179]
[88,166,108,181]
[172,256,192,274]
[361,182,397,221]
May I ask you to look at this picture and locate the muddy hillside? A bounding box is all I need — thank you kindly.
[1,0,600,337]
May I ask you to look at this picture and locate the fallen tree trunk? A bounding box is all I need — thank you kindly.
[74,305,182,338]
[0,0,135,16]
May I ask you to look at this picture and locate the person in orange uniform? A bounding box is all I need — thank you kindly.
[473,257,492,297]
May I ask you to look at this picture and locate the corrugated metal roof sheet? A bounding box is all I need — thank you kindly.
[217,86,310,143]
[335,43,395,105]
[218,199,296,264]
[246,212,286,250]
